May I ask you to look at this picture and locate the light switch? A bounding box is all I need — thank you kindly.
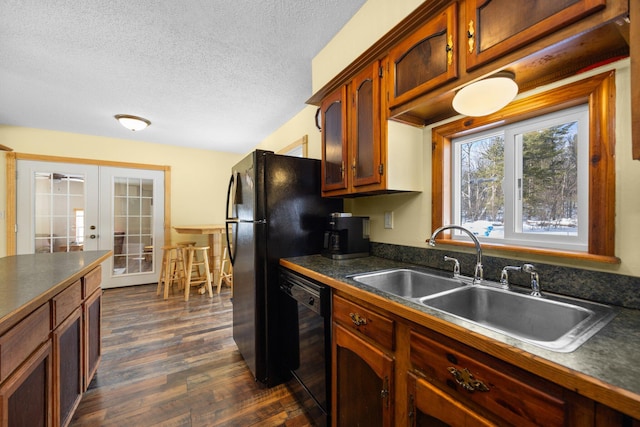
[384,211,394,229]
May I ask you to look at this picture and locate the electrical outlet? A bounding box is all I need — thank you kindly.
[384,211,394,229]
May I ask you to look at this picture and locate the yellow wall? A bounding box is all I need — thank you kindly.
[0,126,244,256]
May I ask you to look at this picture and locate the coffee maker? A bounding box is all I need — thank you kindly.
[322,213,370,259]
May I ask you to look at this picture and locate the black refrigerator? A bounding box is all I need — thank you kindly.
[225,150,342,386]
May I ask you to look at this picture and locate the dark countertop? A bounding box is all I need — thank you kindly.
[280,254,640,420]
[0,251,112,334]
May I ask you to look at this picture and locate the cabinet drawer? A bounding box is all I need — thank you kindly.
[410,330,565,427]
[333,295,394,350]
[82,265,102,298]
[52,280,82,329]
[0,303,51,383]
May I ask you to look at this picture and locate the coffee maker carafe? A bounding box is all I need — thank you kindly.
[322,213,370,259]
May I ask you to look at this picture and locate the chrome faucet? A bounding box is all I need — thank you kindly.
[428,225,483,285]
[500,265,522,290]
[443,256,460,277]
[522,263,541,297]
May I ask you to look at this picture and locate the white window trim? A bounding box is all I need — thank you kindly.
[451,104,589,252]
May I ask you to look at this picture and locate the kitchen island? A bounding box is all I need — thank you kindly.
[0,250,111,427]
[281,255,640,425]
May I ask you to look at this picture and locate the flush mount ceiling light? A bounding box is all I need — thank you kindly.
[452,71,519,117]
[114,114,151,131]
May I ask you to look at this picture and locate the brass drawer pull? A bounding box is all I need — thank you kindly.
[448,366,489,392]
[349,312,367,326]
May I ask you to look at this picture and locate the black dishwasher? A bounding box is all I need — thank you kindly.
[280,269,331,427]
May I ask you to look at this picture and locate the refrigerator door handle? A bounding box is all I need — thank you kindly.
[225,172,238,221]
[225,221,237,266]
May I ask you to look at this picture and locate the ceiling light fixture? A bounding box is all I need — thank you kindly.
[114,114,151,131]
[452,71,519,117]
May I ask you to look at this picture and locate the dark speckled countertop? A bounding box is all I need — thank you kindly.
[281,254,640,420]
[0,251,112,334]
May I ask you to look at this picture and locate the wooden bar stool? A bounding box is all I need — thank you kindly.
[175,241,196,290]
[157,245,182,299]
[184,246,213,301]
[217,243,233,294]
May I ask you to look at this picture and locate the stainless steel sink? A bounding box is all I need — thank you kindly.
[421,285,616,352]
[350,268,466,299]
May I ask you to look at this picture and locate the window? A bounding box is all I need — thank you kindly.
[432,71,617,263]
[451,105,588,251]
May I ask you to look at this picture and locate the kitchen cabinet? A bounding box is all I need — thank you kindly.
[320,61,423,197]
[0,261,104,427]
[53,308,82,427]
[387,2,458,108]
[82,266,102,389]
[407,372,496,426]
[0,304,52,427]
[321,61,384,197]
[332,295,394,426]
[464,0,606,70]
[320,85,348,193]
[410,328,575,426]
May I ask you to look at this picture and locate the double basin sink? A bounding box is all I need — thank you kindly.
[349,268,616,352]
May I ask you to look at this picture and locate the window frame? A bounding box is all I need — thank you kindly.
[432,71,618,263]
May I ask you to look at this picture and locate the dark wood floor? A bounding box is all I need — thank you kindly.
[71,283,312,427]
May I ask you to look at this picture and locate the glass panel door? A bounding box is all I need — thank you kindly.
[99,167,164,288]
[17,160,164,288]
[17,161,99,254]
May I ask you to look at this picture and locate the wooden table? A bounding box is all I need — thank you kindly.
[173,225,226,283]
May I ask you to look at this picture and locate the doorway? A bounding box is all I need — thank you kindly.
[15,159,166,288]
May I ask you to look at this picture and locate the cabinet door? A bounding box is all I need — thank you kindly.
[407,373,497,426]
[350,61,383,190]
[333,323,393,427]
[53,307,83,427]
[465,0,605,70]
[83,289,101,390]
[388,3,457,107]
[0,341,52,427]
[321,86,349,194]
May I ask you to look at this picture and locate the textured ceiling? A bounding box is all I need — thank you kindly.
[0,0,366,153]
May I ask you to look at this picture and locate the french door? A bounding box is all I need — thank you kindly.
[16,160,165,288]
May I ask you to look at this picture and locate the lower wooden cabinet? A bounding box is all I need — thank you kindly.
[83,288,101,390]
[329,289,638,426]
[407,372,496,426]
[0,265,102,427]
[53,307,83,427]
[333,323,394,426]
[0,341,53,427]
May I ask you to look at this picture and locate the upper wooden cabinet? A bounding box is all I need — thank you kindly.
[350,62,383,190]
[465,0,606,70]
[320,60,422,197]
[388,2,458,108]
[321,61,383,196]
[320,86,348,194]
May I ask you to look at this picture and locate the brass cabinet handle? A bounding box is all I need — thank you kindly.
[446,34,454,66]
[381,376,390,408]
[467,20,475,54]
[448,366,489,392]
[349,312,367,326]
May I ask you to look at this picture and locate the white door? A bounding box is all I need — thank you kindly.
[16,160,164,288]
[98,167,164,288]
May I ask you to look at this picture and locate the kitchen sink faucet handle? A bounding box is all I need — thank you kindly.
[522,263,541,297]
[500,265,522,290]
[443,256,460,277]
